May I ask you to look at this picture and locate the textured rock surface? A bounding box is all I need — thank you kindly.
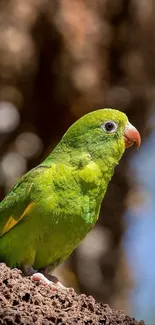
[0,263,144,325]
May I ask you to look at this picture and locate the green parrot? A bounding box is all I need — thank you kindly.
[0,109,141,289]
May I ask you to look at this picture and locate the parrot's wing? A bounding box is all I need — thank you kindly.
[0,167,43,237]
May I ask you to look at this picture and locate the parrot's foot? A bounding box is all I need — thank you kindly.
[31,272,66,291]
[22,264,67,291]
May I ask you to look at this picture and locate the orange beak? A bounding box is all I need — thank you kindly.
[124,122,141,149]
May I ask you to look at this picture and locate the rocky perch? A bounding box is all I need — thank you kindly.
[0,263,144,325]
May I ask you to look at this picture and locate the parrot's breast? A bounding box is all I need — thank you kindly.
[33,194,100,270]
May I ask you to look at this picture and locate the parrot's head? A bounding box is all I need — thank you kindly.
[63,108,140,158]
[51,108,141,172]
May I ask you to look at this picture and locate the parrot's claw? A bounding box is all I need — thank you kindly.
[31,272,67,291]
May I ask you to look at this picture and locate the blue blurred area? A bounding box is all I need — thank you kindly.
[124,131,155,324]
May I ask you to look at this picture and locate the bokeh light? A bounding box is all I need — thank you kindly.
[0,102,20,133]
[15,132,43,159]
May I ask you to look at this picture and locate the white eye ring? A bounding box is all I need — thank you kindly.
[102,121,118,133]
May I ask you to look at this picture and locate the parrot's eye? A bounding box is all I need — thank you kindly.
[102,121,117,133]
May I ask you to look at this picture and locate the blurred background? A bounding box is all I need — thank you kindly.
[0,0,154,323]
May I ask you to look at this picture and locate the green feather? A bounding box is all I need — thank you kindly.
[0,108,128,271]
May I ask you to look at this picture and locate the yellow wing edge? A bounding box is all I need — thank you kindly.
[1,202,34,236]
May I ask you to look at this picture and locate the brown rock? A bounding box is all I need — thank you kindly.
[0,263,144,325]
